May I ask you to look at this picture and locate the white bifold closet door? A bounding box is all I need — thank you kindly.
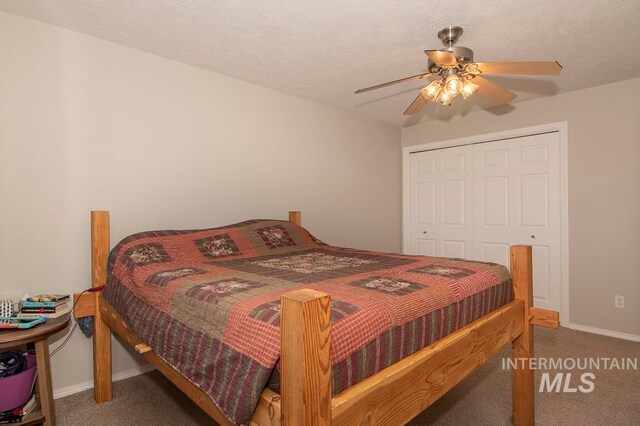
[407,132,561,312]
[407,144,474,259]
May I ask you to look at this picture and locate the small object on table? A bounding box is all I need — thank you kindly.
[18,296,70,320]
[17,306,69,319]
[0,300,13,318]
[25,295,70,303]
[0,317,47,330]
[0,394,39,423]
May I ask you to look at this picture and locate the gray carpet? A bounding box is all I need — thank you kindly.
[55,327,639,425]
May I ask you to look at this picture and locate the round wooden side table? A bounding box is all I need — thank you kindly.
[0,315,70,426]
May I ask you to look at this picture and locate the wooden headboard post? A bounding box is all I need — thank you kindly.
[288,211,301,226]
[91,211,113,403]
[91,211,110,287]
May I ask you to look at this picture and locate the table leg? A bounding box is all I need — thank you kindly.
[35,339,56,426]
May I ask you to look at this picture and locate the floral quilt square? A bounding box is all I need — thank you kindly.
[348,276,424,296]
[220,249,417,284]
[194,234,241,259]
[145,267,207,286]
[125,243,172,271]
[185,278,265,303]
[410,265,476,279]
[250,299,358,326]
[251,252,372,274]
[256,226,296,249]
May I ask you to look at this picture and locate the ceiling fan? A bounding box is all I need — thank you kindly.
[355,26,562,115]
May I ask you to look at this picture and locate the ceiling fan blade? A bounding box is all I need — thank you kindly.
[473,75,517,104]
[472,61,562,75]
[355,72,433,94]
[424,50,458,67]
[403,93,428,115]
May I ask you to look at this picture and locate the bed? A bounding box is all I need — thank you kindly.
[74,211,559,426]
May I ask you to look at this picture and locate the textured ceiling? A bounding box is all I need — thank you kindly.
[1,0,639,127]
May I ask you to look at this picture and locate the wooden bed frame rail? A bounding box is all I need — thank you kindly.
[74,211,559,426]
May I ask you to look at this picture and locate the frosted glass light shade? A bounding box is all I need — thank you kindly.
[461,79,479,99]
[437,90,452,105]
[422,80,443,102]
[444,74,462,97]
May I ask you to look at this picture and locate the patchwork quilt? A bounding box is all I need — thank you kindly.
[103,219,513,425]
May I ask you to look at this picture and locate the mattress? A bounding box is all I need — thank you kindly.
[103,219,513,425]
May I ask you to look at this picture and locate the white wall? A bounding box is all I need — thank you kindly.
[402,78,640,339]
[0,11,401,395]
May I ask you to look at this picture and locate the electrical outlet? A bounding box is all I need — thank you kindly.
[615,295,624,309]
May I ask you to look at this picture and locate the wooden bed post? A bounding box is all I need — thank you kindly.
[288,210,302,226]
[281,289,332,426]
[510,245,534,426]
[91,211,112,403]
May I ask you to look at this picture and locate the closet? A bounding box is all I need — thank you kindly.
[406,131,562,313]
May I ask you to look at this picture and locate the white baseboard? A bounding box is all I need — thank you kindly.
[566,323,640,342]
[53,364,156,399]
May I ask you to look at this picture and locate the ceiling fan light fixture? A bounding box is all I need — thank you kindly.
[460,78,479,99]
[437,90,452,106]
[422,80,443,102]
[443,74,462,97]
[354,25,562,115]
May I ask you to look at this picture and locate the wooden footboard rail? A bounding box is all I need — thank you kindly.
[74,211,559,426]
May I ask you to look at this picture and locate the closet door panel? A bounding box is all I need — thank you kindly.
[409,150,440,256]
[520,173,549,227]
[481,242,510,267]
[417,239,437,256]
[417,182,436,225]
[408,146,473,257]
[443,179,465,225]
[473,145,512,263]
[443,240,466,258]
[473,132,561,312]
[437,146,473,257]
[532,245,551,301]
[482,176,509,227]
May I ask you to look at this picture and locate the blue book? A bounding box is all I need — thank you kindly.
[21,300,66,308]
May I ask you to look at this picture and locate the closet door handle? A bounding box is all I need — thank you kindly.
[423,231,427,234]
[531,235,536,239]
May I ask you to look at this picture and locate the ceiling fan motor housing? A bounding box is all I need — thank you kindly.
[429,26,474,73]
[428,46,474,73]
[437,26,464,46]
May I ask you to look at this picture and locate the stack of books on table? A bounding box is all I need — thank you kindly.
[0,394,37,424]
[17,294,70,319]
